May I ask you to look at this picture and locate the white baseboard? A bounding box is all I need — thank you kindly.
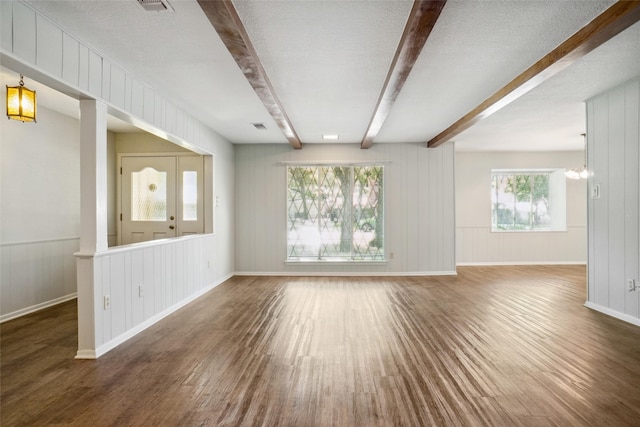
[76,273,234,360]
[75,349,97,359]
[456,261,586,267]
[0,293,78,323]
[584,301,640,327]
[233,271,457,277]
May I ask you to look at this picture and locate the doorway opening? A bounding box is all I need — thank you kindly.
[119,154,204,245]
[112,132,212,247]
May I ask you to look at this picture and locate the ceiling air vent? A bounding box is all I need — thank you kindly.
[137,0,174,12]
[252,123,268,130]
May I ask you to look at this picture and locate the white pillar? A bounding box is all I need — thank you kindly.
[76,99,108,359]
[79,99,108,253]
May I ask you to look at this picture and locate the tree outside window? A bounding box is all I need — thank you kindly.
[287,165,384,261]
[491,169,566,232]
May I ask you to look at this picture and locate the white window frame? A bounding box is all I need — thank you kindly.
[491,168,567,232]
[285,164,385,262]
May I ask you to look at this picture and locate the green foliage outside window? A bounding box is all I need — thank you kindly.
[287,165,384,261]
[492,172,551,231]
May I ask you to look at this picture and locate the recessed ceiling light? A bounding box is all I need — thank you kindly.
[252,123,267,130]
[322,134,339,140]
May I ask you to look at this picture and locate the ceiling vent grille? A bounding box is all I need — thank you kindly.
[137,0,174,12]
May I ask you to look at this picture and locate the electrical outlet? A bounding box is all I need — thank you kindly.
[138,286,144,298]
[103,295,111,310]
[628,280,635,292]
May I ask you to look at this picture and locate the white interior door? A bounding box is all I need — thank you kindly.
[121,156,177,244]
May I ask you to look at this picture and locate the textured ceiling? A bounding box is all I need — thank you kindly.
[12,0,640,151]
[234,0,414,143]
[376,0,616,143]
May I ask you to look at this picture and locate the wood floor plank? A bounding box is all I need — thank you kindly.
[2,266,640,426]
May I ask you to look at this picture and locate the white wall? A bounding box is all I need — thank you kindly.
[115,133,192,154]
[235,142,456,275]
[1,1,236,357]
[456,151,587,265]
[586,77,640,326]
[1,105,80,320]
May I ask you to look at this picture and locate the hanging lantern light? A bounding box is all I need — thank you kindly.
[6,75,36,122]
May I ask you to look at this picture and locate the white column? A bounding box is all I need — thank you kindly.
[76,99,108,359]
[79,99,108,253]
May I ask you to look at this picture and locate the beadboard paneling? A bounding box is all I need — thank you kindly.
[2,1,236,358]
[78,235,232,357]
[586,77,640,324]
[456,227,586,265]
[0,2,12,52]
[0,238,78,322]
[12,2,36,64]
[1,1,229,156]
[35,14,63,77]
[1,105,81,321]
[234,143,456,274]
[455,151,587,265]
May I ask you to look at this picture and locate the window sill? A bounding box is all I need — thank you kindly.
[285,260,387,266]
[490,229,568,233]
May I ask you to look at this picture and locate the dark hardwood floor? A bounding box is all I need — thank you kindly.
[2,265,640,426]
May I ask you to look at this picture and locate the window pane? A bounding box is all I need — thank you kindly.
[183,171,197,221]
[491,171,551,231]
[352,166,384,260]
[287,165,384,261]
[131,167,167,221]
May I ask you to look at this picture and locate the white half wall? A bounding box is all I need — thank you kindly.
[1,1,236,357]
[587,77,640,326]
[456,151,587,265]
[235,143,456,275]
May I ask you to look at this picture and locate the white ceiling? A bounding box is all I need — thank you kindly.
[10,0,640,151]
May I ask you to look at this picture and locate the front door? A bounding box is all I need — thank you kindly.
[121,156,177,244]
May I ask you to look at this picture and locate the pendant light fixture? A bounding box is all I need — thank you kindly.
[6,74,36,122]
[565,133,587,179]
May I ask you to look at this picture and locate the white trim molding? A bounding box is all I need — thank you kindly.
[76,273,233,359]
[234,271,457,277]
[457,261,587,267]
[0,293,77,323]
[584,301,640,327]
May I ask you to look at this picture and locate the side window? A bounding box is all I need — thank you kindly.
[178,156,204,235]
[491,169,566,232]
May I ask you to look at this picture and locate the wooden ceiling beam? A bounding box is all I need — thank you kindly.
[361,0,447,149]
[427,1,640,149]
[198,0,302,149]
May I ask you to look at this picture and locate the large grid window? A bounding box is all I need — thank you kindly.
[287,165,384,261]
[491,169,566,232]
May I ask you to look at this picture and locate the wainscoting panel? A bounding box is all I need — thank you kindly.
[456,226,587,265]
[1,238,78,322]
[79,234,231,358]
[587,77,640,325]
[234,143,456,274]
[1,1,228,156]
